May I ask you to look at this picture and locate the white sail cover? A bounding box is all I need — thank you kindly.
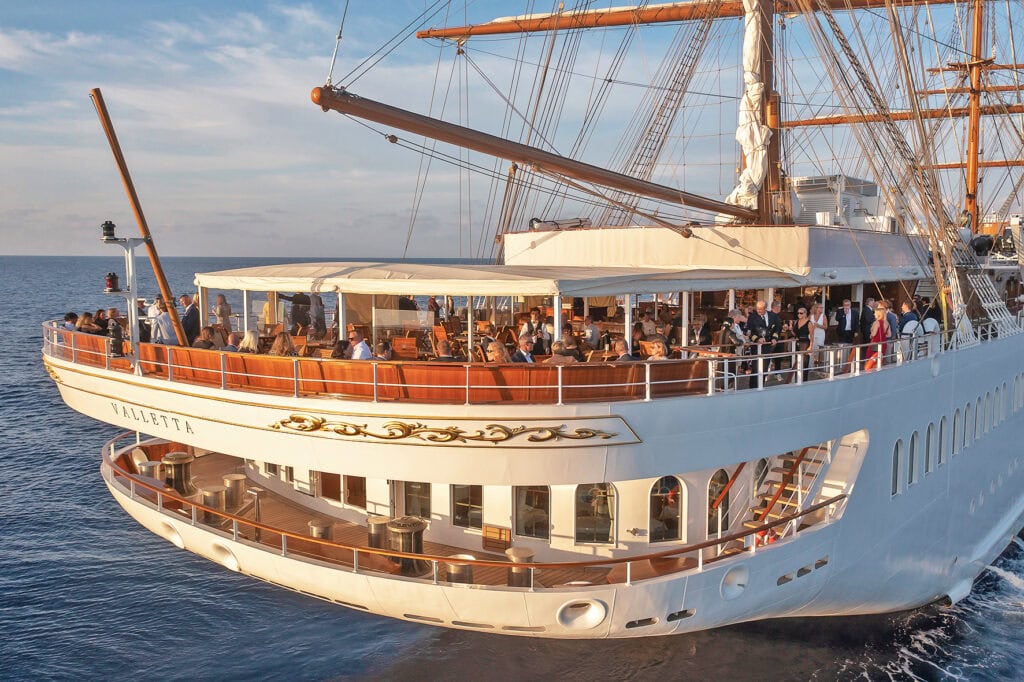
[724,0,772,213]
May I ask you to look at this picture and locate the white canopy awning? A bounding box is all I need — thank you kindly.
[194,262,804,297]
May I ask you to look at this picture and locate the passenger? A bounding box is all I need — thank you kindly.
[486,340,512,363]
[639,311,657,338]
[329,340,351,359]
[478,323,496,361]
[192,326,217,350]
[626,321,643,348]
[511,335,535,363]
[373,340,393,361]
[865,303,891,370]
[76,311,104,335]
[178,294,200,345]
[809,302,826,356]
[268,331,297,357]
[150,301,176,344]
[544,340,578,364]
[348,330,372,360]
[309,293,326,336]
[834,299,857,344]
[612,338,634,362]
[94,309,107,327]
[236,330,260,354]
[222,332,243,352]
[691,313,711,346]
[647,338,670,361]
[211,294,232,332]
[561,330,583,361]
[431,339,459,361]
[884,301,900,342]
[62,312,78,331]
[279,292,311,333]
[581,316,600,349]
[898,301,919,333]
[792,308,811,352]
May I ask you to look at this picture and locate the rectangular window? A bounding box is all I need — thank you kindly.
[452,484,483,529]
[265,462,279,477]
[515,486,550,539]
[345,475,366,509]
[319,472,341,502]
[284,466,295,483]
[404,481,431,517]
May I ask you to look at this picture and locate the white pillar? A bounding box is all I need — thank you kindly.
[681,291,690,346]
[553,294,562,345]
[467,295,475,358]
[625,294,634,353]
[242,291,251,331]
[338,292,347,338]
[728,289,736,311]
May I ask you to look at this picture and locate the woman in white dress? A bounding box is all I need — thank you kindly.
[809,302,827,366]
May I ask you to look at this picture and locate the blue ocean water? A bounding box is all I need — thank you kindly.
[2,254,1022,681]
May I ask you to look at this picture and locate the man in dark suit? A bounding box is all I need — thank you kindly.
[834,298,857,343]
[511,335,535,363]
[859,297,876,344]
[612,338,634,361]
[745,301,781,370]
[178,294,200,345]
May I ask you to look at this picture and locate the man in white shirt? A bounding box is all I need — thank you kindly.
[581,316,600,348]
[348,330,372,360]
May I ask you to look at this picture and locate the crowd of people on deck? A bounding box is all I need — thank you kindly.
[60,288,949,372]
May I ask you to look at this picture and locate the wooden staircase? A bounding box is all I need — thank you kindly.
[742,444,831,534]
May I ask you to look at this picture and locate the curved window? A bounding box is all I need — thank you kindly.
[925,424,934,475]
[953,409,961,455]
[650,476,682,542]
[1002,382,1008,420]
[995,387,1002,425]
[976,397,984,437]
[964,403,973,449]
[708,469,730,536]
[515,486,550,539]
[908,432,918,485]
[985,393,992,433]
[575,483,615,544]
[892,440,902,496]
[753,458,770,495]
[939,416,948,465]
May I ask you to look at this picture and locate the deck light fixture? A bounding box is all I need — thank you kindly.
[101,220,117,241]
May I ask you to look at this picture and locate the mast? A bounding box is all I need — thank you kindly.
[90,88,188,347]
[759,0,781,224]
[311,86,758,221]
[415,0,961,40]
[964,0,987,232]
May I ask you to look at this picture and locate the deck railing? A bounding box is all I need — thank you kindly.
[103,433,847,591]
[44,319,993,405]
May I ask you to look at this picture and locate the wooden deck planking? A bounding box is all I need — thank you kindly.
[185,452,607,587]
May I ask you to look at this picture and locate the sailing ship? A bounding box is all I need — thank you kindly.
[43,1,1024,638]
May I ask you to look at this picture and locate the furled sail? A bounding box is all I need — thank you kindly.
[724,0,771,213]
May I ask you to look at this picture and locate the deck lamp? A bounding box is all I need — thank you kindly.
[101,220,117,241]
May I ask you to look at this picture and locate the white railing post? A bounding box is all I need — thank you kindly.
[232,519,238,541]
[529,567,535,591]
[432,560,439,585]
[796,352,804,385]
[707,359,715,396]
[697,550,703,572]
[465,364,471,405]
[220,353,227,390]
[352,548,360,574]
[157,491,163,511]
[828,348,835,379]
[167,347,174,382]
[558,365,565,405]
[372,362,378,402]
[757,354,764,389]
[105,339,111,370]
[281,535,288,557]
[71,333,77,363]
[292,358,300,398]
[130,479,136,499]
[876,342,883,369]
[854,346,861,376]
[626,561,632,585]
[644,363,651,401]
[191,503,197,526]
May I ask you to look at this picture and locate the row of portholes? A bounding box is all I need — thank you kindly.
[776,555,829,586]
[892,379,1015,496]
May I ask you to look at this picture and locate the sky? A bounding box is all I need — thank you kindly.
[0,1,551,258]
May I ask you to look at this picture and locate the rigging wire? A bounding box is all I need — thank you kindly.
[325,0,351,87]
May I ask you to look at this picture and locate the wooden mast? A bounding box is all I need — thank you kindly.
[415,0,961,39]
[964,0,987,232]
[90,88,188,347]
[758,0,781,224]
[311,86,758,221]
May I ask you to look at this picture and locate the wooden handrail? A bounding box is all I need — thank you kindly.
[710,462,745,511]
[104,435,845,573]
